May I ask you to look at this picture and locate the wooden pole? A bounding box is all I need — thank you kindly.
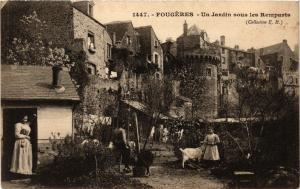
[133,112,140,153]
[127,105,130,140]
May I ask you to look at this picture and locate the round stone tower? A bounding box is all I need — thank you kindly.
[176,21,221,119]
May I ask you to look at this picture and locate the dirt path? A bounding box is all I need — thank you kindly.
[137,165,228,189]
[136,143,229,189]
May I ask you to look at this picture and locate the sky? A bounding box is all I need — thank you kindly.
[93,1,299,51]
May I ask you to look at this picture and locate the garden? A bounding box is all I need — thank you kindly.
[166,109,299,188]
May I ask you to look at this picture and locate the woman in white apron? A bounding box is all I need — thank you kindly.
[203,128,220,167]
[10,115,33,176]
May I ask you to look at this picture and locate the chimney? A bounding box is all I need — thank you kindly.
[113,32,116,45]
[73,0,95,17]
[234,45,239,49]
[183,20,188,36]
[247,47,255,53]
[283,39,287,44]
[259,48,264,55]
[52,65,62,88]
[220,35,225,46]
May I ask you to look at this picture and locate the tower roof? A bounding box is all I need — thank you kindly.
[179,24,205,37]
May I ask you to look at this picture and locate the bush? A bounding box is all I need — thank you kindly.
[36,136,116,186]
[262,167,299,188]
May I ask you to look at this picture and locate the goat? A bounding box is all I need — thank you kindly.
[179,144,205,168]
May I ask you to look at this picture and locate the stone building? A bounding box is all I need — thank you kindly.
[1,65,80,179]
[215,38,298,116]
[216,36,255,116]
[161,39,177,75]
[255,40,299,96]
[106,21,166,141]
[135,25,164,78]
[105,21,142,95]
[165,22,298,119]
[176,21,221,118]
[106,21,164,99]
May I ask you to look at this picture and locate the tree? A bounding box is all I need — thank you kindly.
[4,11,70,67]
[223,66,298,166]
[173,59,208,119]
[141,75,174,148]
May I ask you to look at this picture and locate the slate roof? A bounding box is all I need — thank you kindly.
[122,99,169,119]
[258,42,283,56]
[221,45,252,54]
[105,21,133,42]
[1,65,80,102]
[135,26,151,37]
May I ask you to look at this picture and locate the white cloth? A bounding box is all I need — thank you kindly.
[10,123,32,175]
[149,126,155,138]
[162,128,169,143]
[203,133,220,161]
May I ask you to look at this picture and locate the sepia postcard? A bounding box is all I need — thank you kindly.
[0,1,299,189]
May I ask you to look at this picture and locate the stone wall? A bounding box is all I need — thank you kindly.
[150,28,164,73]
[136,26,164,74]
[73,8,112,78]
[81,76,119,123]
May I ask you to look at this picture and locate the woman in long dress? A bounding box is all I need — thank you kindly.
[203,128,220,167]
[10,115,32,175]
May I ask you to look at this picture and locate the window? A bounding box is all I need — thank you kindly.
[258,59,261,65]
[107,43,111,59]
[222,48,225,54]
[222,69,228,76]
[221,57,225,64]
[288,76,293,84]
[222,86,228,95]
[154,40,159,48]
[147,54,152,62]
[206,68,212,77]
[266,66,274,71]
[155,72,160,79]
[87,63,96,75]
[295,78,298,84]
[154,54,159,64]
[126,35,131,45]
[88,32,95,50]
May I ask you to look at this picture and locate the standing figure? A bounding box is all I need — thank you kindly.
[159,124,164,143]
[203,128,220,167]
[149,126,155,146]
[10,115,32,176]
[162,127,169,143]
[112,124,131,173]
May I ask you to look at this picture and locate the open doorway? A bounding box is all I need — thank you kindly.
[1,108,37,181]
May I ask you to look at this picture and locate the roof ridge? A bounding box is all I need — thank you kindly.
[135,25,152,29]
[259,42,283,50]
[105,20,132,25]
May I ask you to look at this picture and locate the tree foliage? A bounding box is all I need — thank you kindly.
[4,11,70,67]
[223,66,298,164]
